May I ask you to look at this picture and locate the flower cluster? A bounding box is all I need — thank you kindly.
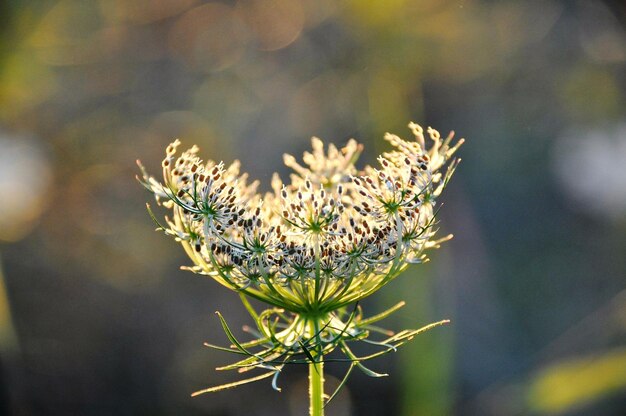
[138,122,462,396]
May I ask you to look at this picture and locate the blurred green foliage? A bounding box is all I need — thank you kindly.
[0,0,624,415]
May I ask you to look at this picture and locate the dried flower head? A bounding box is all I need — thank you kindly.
[138,122,462,399]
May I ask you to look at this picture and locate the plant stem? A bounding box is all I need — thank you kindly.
[309,358,324,416]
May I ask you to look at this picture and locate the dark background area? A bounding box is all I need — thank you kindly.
[0,0,625,415]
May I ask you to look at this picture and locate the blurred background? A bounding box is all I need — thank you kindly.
[0,0,625,415]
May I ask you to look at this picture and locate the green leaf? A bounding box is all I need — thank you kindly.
[215,311,258,358]
[191,371,276,396]
[340,341,388,377]
[299,340,317,365]
[359,301,405,326]
[203,342,248,356]
[325,363,355,407]
[145,203,167,232]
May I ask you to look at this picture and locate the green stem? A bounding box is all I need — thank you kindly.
[309,358,324,416]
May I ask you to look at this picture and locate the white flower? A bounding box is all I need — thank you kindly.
[138,122,463,395]
[139,122,462,313]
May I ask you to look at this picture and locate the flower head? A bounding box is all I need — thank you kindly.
[138,122,462,396]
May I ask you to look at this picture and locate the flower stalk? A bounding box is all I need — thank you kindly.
[309,356,324,416]
[138,122,463,414]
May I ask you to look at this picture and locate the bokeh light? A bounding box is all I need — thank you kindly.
[0,133,52,242]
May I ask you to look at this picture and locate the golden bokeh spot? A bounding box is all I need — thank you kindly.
[236,0,305,51]
[98,0,199,25]
[528,349,626,414]
[168,2,248,72]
